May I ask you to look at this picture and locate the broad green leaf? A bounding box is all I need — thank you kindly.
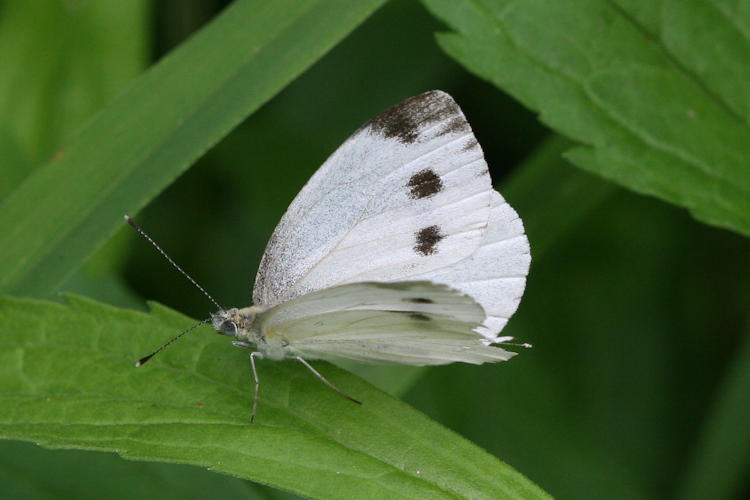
[0,0,386,298]
[0,295,549,499]
[421,0,750,237]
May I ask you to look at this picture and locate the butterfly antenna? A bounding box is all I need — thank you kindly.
[136,318,211,367]
[124,215,223,311]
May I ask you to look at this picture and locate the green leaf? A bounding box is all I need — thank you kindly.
[0,295,549,499]
[421,0,750,237]
[0,0,387,298]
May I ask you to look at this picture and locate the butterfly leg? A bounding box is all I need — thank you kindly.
[232,341,253,349]
[249,351,264,423]
[291,356,362,406]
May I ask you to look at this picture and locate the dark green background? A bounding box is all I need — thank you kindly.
[2,1,748,499]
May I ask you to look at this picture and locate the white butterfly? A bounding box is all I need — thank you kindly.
[128,90,530,422]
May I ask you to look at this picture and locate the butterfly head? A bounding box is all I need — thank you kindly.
[211,308,241,337]
[210,306,262,340]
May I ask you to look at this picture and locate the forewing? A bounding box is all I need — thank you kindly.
[256,281,515,365]
[253,91,493,306]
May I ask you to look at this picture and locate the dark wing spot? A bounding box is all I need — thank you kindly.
[407,168,443,199]
[403,297,435,304]
[414,225,444,256]
[362,91,460,144]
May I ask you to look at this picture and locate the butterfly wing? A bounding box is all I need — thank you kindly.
[253,91,494,306]
[410,191,530,343]
[255,281,515,365]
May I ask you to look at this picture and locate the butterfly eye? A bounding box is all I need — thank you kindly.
[219,320,237,336]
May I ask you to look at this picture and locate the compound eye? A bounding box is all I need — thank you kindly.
[219,320,237,336]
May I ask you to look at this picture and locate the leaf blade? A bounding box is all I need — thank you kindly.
[0,295,549,499]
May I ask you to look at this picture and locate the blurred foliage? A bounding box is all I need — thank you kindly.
[0,0,748,498]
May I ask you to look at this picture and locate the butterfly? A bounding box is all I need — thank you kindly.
[128,90,530,422]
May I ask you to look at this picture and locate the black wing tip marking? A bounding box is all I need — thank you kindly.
[362,90,466,144]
